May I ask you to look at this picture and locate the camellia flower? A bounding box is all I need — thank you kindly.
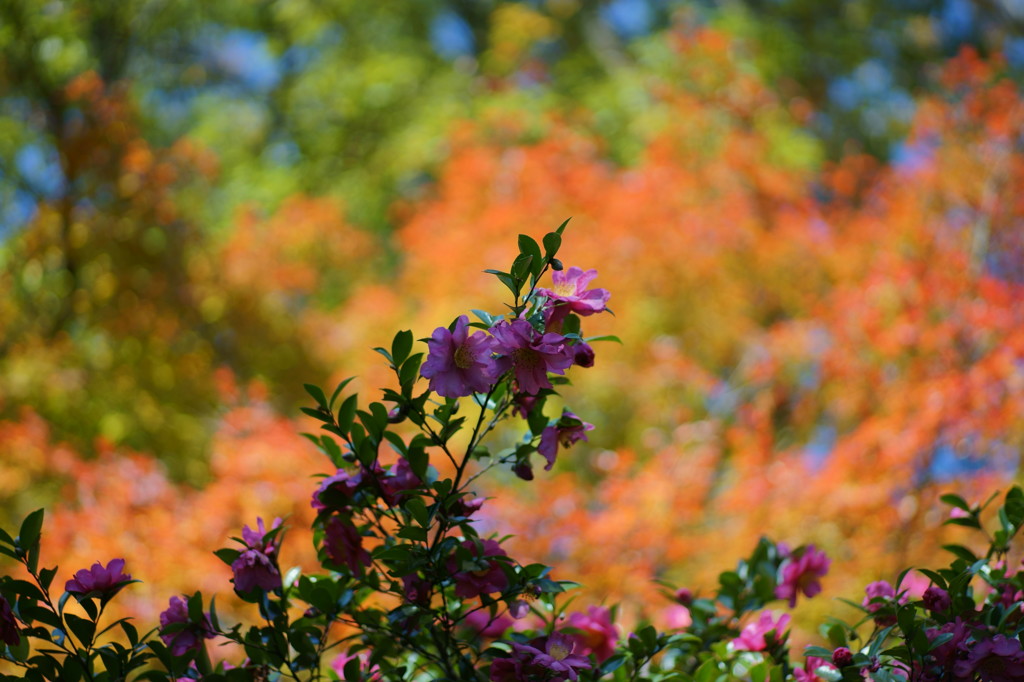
[0,594,19,647]
[775,544,830,607]
[794,656,835,682]
[492,633,592,682]
[862,580,906,626]
[230,518,282,592]
[922,585,952,613]
[379,458,422,503]
[572,340,595,368]
[324,516,372,573]
[732,611,791,652]
[462,609,514,638]
[565,606,618,662]
[331,650,381,681]
[159,595,215,656]
[65,559,132,600]
[537,267,611,329]
[538,411,595,470]
[311,468,363,511]
[955,634,1024,681]
[420,314,498,398]
[449,538,509,599]
[491,319,573,395]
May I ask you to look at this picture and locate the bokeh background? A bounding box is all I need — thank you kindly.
[2,0,1024,642]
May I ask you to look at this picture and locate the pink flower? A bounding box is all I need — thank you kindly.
[421,315,499,398]
[492,319,573,395]
[537,410,595,470]
[955,635,1024,680]
[449,538,509,599]
[331,650,381,681]
[538,267,611,329]
[324,516,372,573]
[862,580,906,626]
[732,611,790,652]
[311,468,363,511]
[65,559,132,600]
[775,545,830,607]
[159,596,215,657]
[493,633,592,682]
[661,604,692,630]
[462,609,514,638]
[794,656,835,682]
[565,606,618,662]
[231,518,282,592]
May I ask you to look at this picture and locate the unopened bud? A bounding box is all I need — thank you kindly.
[550,258,564,271]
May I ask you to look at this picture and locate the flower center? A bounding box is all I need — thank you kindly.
[553,282,576,297]
[548,641,570,661]
[511,347,540,369]
[453,344,474,369]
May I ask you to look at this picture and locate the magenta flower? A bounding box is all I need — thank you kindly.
[159,596,215,657]
[794,656,836,682]
[421,315,499,398]
[311,468,363,511]
[402,573,431,605]
[492,319,573,395]
[538,267,611,329]
[955,635,1024,681]
[862,580,906,626]
[775,544,830,607]
[448,538,509,599]
[572,340,595,368]
[513,632,592,681]
[65,559,132,600]
[231,518,282,592]
[0,595,19,647]
[922,585,951,613]
[732,611,790,652]
[462,609,514,638]
[538,411,595,470]
[565,606,618,662]
[324,516,372,573]
[331,650,382,681]
[831,647,854,668]
[379,458,422,503]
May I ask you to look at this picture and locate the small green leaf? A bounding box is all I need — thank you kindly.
[303,384,328,408]
[939,493,970,511]
[542,232,561,260]
[18,509,44,553]
[329,377,356,410]
[391,330,413,367]
[336,394,359,436]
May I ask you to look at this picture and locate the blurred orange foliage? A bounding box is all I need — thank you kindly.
[2,34,1022,646]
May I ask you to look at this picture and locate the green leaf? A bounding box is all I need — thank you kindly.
[942,544,978,562]
[585,334,623,344]
[213,548,241,567]
[391,330,413,367]
[511,253,533,282]
[399,354,424,390]
[65,613,96,647]
[939,493,970,511]
[517,234,544,278]
[329,377,356,410]
[405,497,429,527]
[554,217,571,236]
[542,232,561,260]
[336,394,359,436]
[18,509,44,553]
[303,384,328,408]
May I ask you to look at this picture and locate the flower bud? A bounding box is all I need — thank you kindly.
[832,647,854,668]
[550,258,564,271]
[674,587,693,606]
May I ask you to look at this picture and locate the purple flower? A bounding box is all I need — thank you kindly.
[511,632,593,682]
[311,468,363,511]
[462,609,514,638]
[324,516,372,573]
[955,634,1024,681]
[775,545,830,607]
[862,580,906,626]
[65,559,132,600]
[492,319,573,395]
[732,611,790,652]
[379,458,422,503]
[831,647,854,668]
[159,596,215,657]
[572,341,595,368]
[402,573,431,605]
[449,538,509,599]
[538,411,595,470]
[421,315,499,398]
[231,518,282,593]
[565,606,618,662]
[0,594,19,647]
[925,618,973,672]
[538,267,611,329]
[922,585,951,613]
